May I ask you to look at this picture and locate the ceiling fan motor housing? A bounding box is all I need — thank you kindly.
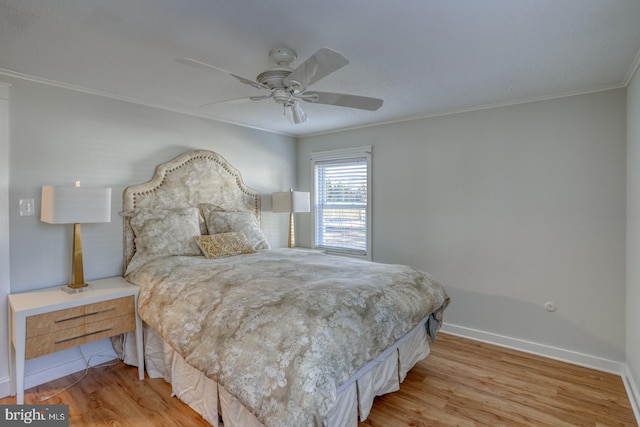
[256,47,299,96]
[256,68,293,90]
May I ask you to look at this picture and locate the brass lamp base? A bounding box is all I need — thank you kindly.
[61,284,92,294]
[60,223,93,293]
[288,212,295,248]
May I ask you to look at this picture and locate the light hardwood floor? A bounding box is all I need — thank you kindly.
[1,333,636,426]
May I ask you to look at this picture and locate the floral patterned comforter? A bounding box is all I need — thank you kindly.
[127,248,449,427]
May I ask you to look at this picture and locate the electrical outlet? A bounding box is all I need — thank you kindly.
[19,199,35,216]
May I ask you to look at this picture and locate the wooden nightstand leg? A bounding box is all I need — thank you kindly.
[14,314,26,404]
[7,305,16,397]
[134,294,144,380]
[135,315,144,380]
[15,360,24,404]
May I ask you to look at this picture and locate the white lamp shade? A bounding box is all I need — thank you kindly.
[272,190,310,213]
[41,185,112,224]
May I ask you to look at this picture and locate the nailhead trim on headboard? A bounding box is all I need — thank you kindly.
[130,154,260,214]
[122,150,261,273]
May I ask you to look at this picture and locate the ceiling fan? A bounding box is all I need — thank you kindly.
[176,47,383,124]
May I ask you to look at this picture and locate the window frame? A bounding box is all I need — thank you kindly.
[310,146,372,260]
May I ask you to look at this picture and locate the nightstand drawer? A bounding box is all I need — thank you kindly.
[25,313,135,359]
[26,296,134,338]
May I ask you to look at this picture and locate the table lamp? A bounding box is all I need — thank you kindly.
[272,189,310,248]
[41,181,111,293]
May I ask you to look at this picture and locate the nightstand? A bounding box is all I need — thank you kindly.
[7,276,144,404]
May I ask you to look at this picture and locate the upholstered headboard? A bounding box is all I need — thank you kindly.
[122,150,261,272]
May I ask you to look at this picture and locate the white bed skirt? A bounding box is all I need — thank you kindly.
[120,317,431,427]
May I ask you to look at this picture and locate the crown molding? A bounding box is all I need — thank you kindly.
[0,67,627,141]
[623,47,640,87]
[302,83,625,138]
[0,68,294,138]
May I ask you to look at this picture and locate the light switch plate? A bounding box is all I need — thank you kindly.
[19,199,35,216]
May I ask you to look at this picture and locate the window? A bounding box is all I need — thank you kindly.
[310,146,371,259]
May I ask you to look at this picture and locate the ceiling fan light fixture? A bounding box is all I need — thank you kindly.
[285,101,308,124]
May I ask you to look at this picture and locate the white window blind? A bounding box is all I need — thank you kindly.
[311,147,371,258]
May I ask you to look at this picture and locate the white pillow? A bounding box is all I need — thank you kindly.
[201,205,270,250]
[124,207,202,275]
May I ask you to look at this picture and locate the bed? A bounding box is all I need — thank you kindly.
[117,149,449,427]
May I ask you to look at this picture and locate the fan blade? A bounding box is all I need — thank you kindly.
[199,97,250,108]
[199,94,271,108]
[176,58,268,91]
[301,91,383,111]
[283,48,349,90]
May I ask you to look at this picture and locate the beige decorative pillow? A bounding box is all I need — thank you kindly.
[194,232,256,259]
[124,207,202,275]
[201,205,270,250]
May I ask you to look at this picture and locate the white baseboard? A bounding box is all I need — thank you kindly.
[440,323,639,425]
[440,323,624,374]
[0,344,118,400]
[622,365,640,424]
[0,377,9,400]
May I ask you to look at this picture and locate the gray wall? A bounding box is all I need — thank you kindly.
[297,90,627,362]
[0,83,10,396]
[7,77,296,292]
[1,76,295,392]
[627,68,640,394]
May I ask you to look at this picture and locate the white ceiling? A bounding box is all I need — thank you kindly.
[1,0,640,137]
